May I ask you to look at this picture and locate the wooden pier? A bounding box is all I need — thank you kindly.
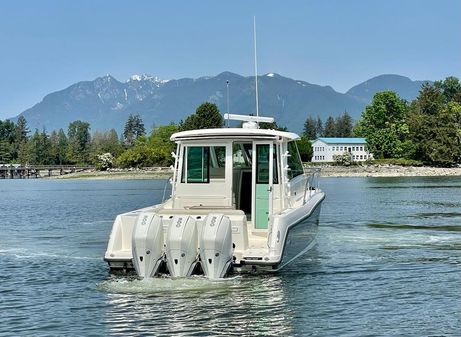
[0,165,94,179]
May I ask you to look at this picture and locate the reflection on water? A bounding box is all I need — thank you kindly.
[101,276,292,337]
[0,178,460,336]
[99,275,243,294]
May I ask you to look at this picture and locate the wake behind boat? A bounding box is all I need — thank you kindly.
[104,114,325,280]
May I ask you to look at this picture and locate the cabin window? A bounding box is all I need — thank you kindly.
[256,144,278,184]
[210,146,226,179]
[182,146,209,183]
[181,145,226,183]
[287,141,304,180]
[233,143,252,168]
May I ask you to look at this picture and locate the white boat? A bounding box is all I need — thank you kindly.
[104,114,325,279]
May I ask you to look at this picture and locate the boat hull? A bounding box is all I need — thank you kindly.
[105,192,325,275]
[241,191,324,271]
[277,202,322,269]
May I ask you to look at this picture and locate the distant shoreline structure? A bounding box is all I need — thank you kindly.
[46,165,461,180]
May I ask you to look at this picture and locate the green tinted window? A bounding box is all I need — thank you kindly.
[256,144,269,184]
[183,146,209,183]
[287,141,304,180]
[256,144,278,184]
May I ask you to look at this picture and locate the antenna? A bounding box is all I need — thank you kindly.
[253,16,259,118]
[226,80,230,127]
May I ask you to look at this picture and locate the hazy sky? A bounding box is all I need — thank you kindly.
[1,0,460,119]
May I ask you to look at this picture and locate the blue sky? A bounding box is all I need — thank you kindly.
[0,0,460,119]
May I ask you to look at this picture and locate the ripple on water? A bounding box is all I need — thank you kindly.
[98,275,242,295]
[367,223,461,232]
[1,178,460,337]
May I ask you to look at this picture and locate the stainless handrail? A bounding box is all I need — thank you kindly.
[302,167,321,205]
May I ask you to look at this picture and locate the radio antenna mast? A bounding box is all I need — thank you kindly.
[253,16,259,118]
[226,80,230,127]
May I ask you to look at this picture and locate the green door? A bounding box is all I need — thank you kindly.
[255,143,273,229]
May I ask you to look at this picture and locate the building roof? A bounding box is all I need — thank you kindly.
[315,137,367,144]
[171,128,300,142]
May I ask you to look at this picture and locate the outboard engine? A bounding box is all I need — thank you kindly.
[165,216,198,277]
[200,214,233,280]
[132,213,164,278]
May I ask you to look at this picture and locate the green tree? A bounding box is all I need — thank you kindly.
[15,116,29,143]
[303,117,318,139]
[147,124,179,166]
[0,140,11,163]
[0,120,15,144]
[123,114,146,146]
[67,120,91,164]
[49,130,59,165]
[434,76,461,104]
[116,123,179,168]
[335,111,354,137]
[179,102,223,131]
[424,102,461,166]
[316,117,323,138]
[56,129,68,164]
[90,129,123,165]
[297,136,313,162]
[26,129,53,165]
[17,141,29,165]
[105,129,123,156]
[0,119,16,162]
[408,81,461,166]
[354,91,409,158]
[323,116,336,137]
[12,116,29,160]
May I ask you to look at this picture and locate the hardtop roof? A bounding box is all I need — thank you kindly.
[170,128,300,142]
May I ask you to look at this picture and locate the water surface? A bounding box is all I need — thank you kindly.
[0,177,460,336]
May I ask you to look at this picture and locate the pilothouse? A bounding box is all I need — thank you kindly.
[105,114,325,279]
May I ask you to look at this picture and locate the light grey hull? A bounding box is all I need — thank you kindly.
[277,203,322,269]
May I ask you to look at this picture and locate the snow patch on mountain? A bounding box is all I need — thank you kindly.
[128,74,170,85]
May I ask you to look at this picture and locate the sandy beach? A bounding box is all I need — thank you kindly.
[47,164,461,180]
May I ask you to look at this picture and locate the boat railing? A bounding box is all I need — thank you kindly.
[286,167,321,207]
[302,167,321,205]
[162,176,173,202]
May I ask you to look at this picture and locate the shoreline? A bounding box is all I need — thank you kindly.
[48,167,173,180]
[318,165,461,178]
[46,165,461,180]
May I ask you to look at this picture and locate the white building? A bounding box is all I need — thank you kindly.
[311,137,373,162]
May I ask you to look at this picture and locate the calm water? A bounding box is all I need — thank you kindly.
[0,177,460,336]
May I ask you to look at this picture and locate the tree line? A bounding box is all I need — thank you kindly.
[301,76,461,166]
[0,103,226,169]
[354,76,461,166]
[303,112,354,139]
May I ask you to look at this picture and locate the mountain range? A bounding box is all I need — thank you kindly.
[14,72,429,133]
